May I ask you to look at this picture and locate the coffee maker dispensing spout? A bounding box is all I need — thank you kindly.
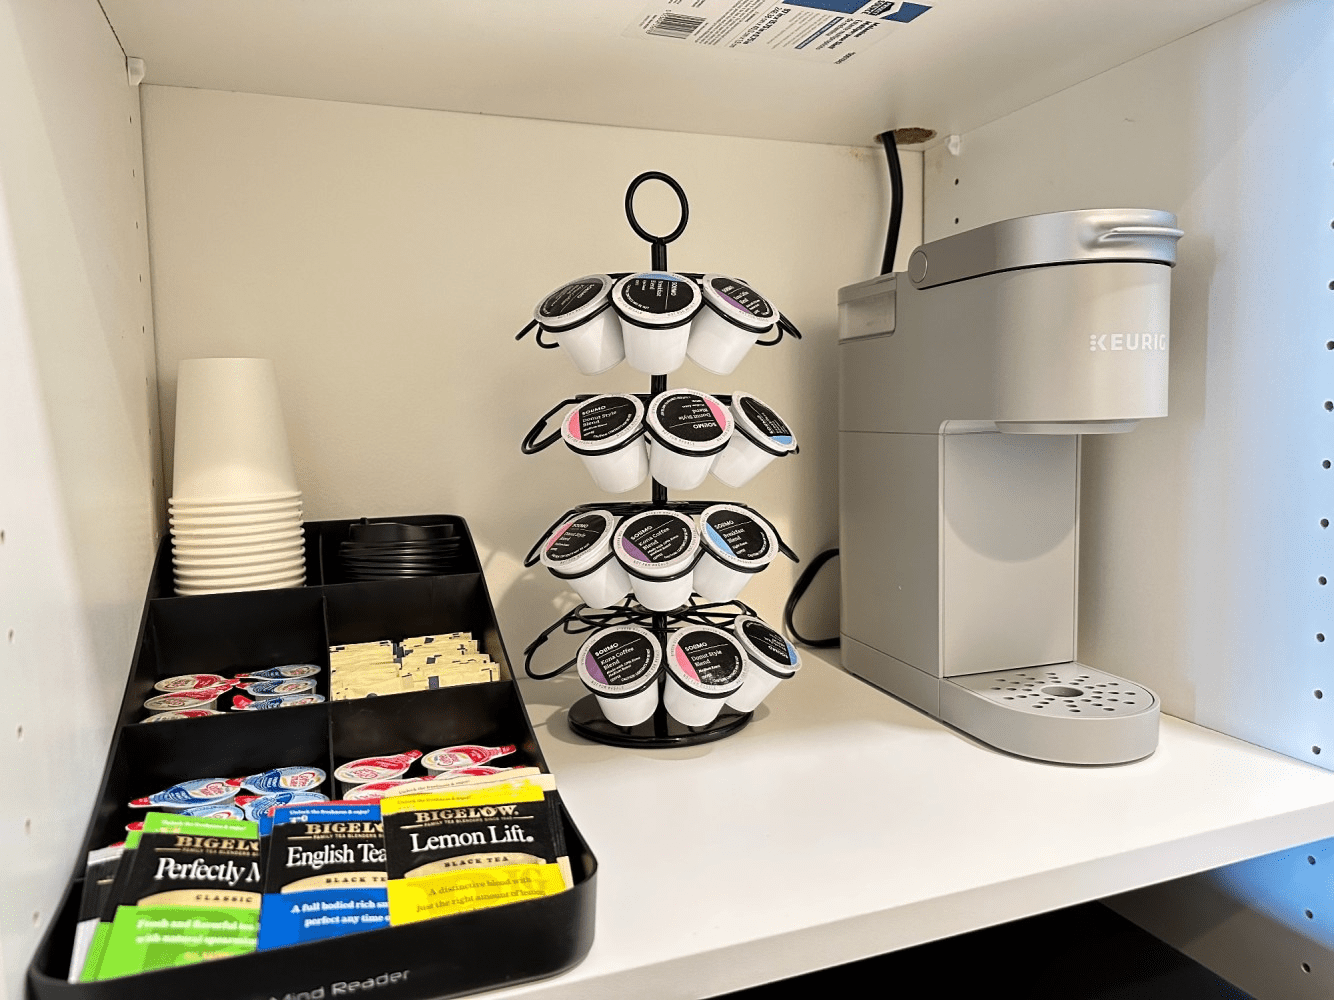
[837,209,1183,765]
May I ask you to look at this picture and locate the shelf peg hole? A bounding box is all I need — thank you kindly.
[23,817,31,835]
[31,911,39,927]
[1314,746,1322,755]
[1316,690,1324,699]
[1325,460,1332,469]
[1320,634,1327,643]
[1302,962,1312,973]
[1320,577,1328,585]
[1306,909,1315,919]
[1309,856,1318,865]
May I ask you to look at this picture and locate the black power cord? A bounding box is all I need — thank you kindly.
[783,547,839,648]
[877,130,904,276]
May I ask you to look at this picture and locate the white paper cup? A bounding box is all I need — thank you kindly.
[727,615,801,712]
[535,274,624,374]
[561,394,649,493]
[612,272,701,375]
[173,555,306,581]
[664,626,746,727]
[172,357,299,500]
[645,389,733,489]
[692,504,778,602]
[538,509,631,609]
[576,625,662,728]
[613,510,701,612]
[167,489,301,508]
[686,275,777,375]
[711,391,798,488]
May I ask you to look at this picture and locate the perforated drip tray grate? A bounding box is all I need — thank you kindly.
[947,662,1157,718]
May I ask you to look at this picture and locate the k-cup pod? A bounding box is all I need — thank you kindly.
[644,389,733,489]
[613,510,701,612]
[534,274,624,375]
[711,391,798,488]
[561,394,649,493]
[693,504,778,602]
[687,275,777,374]
[728,615,802,712]
[612,272,702,375]
[539,509,632,609]
[664,625,747,727]
[576,625,663,728]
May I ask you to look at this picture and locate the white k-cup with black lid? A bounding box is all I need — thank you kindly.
[686,274,778,375]
[693,503,778,602]
[577,625,663,728]
[561,393,649,493]
[611,272,702,375]
[612,509,701,612]
[644,389,734,490]
[664,625,747,726]
[538,509,631,609]
[534,274,624,375]
[727,615,801,713]
[710,391,798,488]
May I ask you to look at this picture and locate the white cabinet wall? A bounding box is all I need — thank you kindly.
[0,0,1327,997]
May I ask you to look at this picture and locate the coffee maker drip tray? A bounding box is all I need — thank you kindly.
[940,662,1160,765]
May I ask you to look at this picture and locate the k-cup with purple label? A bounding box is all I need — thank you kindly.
[576,625,662,728]
[693,504,778,602]
[539,509,631,609]
[711,391,798,488]
[534,274,624,375]
[611,272,702,375]
[687,274,778,374]
[728,615,801,712]
[613,509,701,611]
[664,625,747,727]
[560,393,649,493]
[645,389,733,490]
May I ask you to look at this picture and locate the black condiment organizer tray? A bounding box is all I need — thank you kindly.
[26,515,598,1000]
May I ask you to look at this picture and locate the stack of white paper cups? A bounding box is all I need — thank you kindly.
[169,358,305,596]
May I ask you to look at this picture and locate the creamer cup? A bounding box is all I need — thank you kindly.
[129,777,244,810]
[728,615,801,712]
[153,673,231,693]
[612,510,701,612]
[231,693,326,710]
[612,272,701,374]
[711,391,798,488]
[421,743,518,775]
[645,390,733,489]
[241,766,327,794]
[687,275,777,374]
[141,708,224,723]
[334,751,422,795]
[534,274,624,374]
[235,664,321,680]
[693,504,778,602]
[560,394,649,493]
[538,509,631,609]
[237,678,317,697]
[143,686,231,713]
[238,790,329,823]
[664,625,747,727]
[576,625,662,728]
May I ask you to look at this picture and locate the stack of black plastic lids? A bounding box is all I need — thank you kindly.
[340,520,463,581]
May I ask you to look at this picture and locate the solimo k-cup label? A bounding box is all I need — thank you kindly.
[572,397,637,441]
[737,396,792,444]
[741,619,798,667]
[656,394,727,442]
[674,631,744,687]
[620,514,693,564]
[1089,333,1168,352]
[705,510,771,561]
[619,274,695,315]
[626,0,932,65]
[710,277,774,320]
[546,513,609,561]
[585,632,658,687]
[539,278,605,319]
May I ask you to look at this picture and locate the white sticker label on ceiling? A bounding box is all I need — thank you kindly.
[626,0,931,64]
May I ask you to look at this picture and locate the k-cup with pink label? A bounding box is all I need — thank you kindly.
[613,509,701,612]
[693,504,778,602]
[576,625,662,728]
[561,393,649,493]
[727,615,801,712]
[645,389,733,490]
[612,272,701,375]
[534,274,624,374]
[664,625,747,727]
[539,509,631,609]
[710,392,798,488]
[687,275,777,374]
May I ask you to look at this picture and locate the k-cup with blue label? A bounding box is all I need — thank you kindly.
[693,504,777,602]
[644,389,733,490]
[613,509,701,612]
[534,274,624,375]
[711,391,797,488]
[576,625,662,728]
[611,272,702,375]
[727,615,801,713]
[539,509,631,609]
[664,625,747,727]
[560,393,649,493]
[687,274,777,374]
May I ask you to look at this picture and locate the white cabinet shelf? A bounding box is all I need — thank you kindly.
[505,650,1334,997]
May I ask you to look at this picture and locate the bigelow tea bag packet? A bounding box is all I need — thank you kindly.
[88,812,262,980]
[68,845,123,983]
[258,802,389,949]
[381,774,571,925]
[329,632,500,700]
